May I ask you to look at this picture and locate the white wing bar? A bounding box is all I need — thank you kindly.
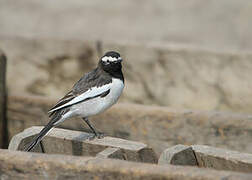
[48,83,112,113]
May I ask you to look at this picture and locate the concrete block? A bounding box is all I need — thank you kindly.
[158,144,197,166]
[1,149,252,180]
[192,145,252,173]
[8,126,157,163]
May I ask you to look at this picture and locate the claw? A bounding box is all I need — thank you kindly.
[88,132,105,140]
[96,132,105,139]
[88,134,96,140]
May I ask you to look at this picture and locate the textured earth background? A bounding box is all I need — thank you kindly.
[1,38,252,114]
[1,2,252,177]
[1,0,252,114]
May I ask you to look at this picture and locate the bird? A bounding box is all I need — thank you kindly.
[25,51,124,152]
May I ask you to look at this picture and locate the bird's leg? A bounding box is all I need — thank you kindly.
[82,117,104,139]
[40,141,45,153]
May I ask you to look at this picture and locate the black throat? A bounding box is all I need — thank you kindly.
[98,62,124,83]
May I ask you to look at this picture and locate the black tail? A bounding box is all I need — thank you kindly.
[24,108,68,152]
[24,123,54,152]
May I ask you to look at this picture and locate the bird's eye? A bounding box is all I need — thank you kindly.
[106,60,109,63]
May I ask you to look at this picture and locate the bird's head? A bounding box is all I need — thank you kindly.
[99,51,123,73]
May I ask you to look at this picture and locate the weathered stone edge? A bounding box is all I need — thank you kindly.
[0,149,252,180]
[8,126,158,163]
[9,126,148,151]
[158,144,252,174]
[192,145,252,164]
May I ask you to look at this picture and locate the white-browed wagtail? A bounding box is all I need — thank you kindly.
[25,51,124,151]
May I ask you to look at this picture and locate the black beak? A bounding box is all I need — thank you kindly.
[118,58,123,63]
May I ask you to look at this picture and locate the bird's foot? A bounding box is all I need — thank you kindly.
[96,132,105,139]
[88,132,105,140]
[88,134,96,140]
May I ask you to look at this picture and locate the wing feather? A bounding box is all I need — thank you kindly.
[48,83,111,113]
[48,91,75,113]
[48,67,112,114]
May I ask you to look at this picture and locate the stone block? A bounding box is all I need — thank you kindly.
[96,147,124,159]
[192,145,252,173]
[7,95,252,157]
[158,144,197,166]
[8,126,157,163]
[1,149,252,180]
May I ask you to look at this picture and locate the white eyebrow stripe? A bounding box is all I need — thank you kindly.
[48,83,112,113]
[101,56,121,62]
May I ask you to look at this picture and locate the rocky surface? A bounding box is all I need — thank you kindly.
[1,149,252,180]
[192,145,252,173]
[158,145,252,173]
[158,144,197,166]
[8,126,157,163]
[1,37,252,113]
[7,95,252,156]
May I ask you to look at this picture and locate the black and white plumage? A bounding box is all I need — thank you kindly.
[25,51,124,152]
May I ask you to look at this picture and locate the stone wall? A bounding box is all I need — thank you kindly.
[1,38,252,114]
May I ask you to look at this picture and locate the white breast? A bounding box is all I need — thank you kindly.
[108,78,125,103]
[71,78,124,117]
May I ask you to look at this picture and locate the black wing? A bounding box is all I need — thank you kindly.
[48,67,112,114]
